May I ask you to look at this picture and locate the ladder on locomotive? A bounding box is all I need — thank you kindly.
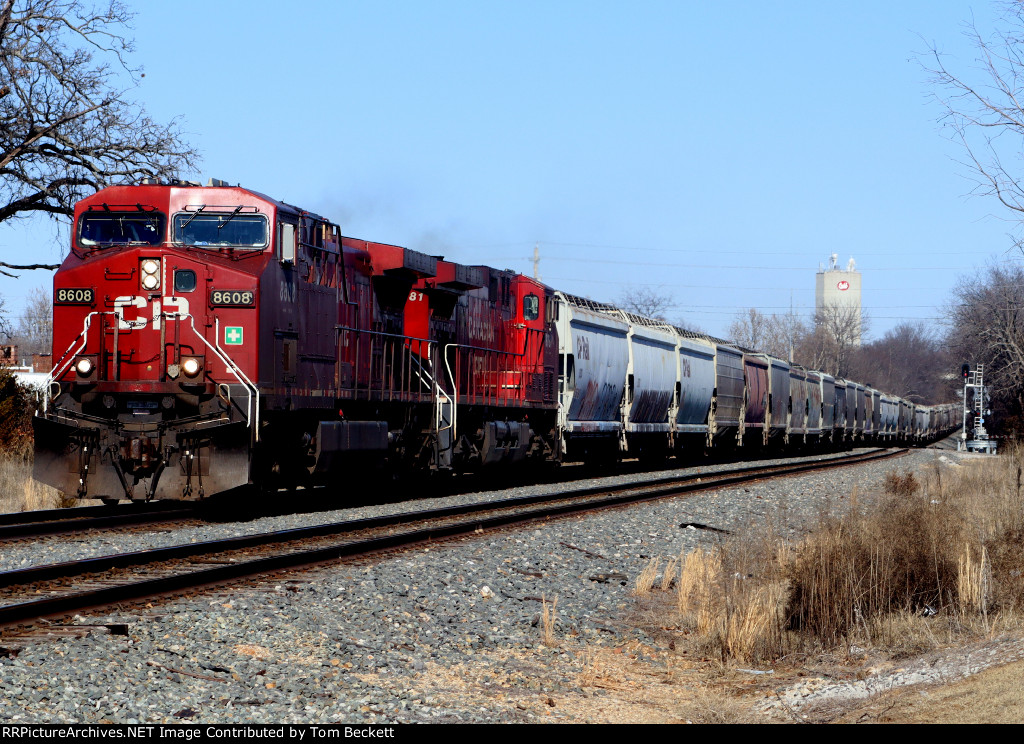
[409,353,455,469]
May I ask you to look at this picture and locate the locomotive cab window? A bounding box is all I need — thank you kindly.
[279,222,297,264]
[523,293,540,321]
[79,212,165,247]
[173,210,268,249]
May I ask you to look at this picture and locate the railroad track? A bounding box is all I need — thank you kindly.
[0,500,198,541]
[0,447,907,631]
[0,456,745,542]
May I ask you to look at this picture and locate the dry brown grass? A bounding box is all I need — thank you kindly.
[787,450,1024,650]
[541,594,559,647]
[660,556,678,592]
[829,658,1024,724]
[632,557,660,597]
[0,456,64,512]
[674,684,766,724]
[640,448,1024,665]
[673,544,789,662]
[882,469,919,497]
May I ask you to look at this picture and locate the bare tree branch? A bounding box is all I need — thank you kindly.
[0,0,199,275]
[946,263,1024,432]
[615,286,675,322]
[923,3,1024,237]
[728,307,807,361]
[9,285,50,354]
[0,260,60,277]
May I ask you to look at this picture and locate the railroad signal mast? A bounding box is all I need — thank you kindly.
[959,363,997,453]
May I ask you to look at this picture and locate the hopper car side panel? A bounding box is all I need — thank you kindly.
[743,356,769,429]
[711,344,744,438]
[833,379,848,441]
[789,367,808,436]
[625,325,678,433]
[806,371,823,435]
[768,358,791,436]
[675,337,716,435]
[555,297,629,436]
[820,374,836,432]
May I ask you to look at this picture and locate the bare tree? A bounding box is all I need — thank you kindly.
[923,4,1024,432]
[0,294,9,341]
[793,325,838,375]
[11,286,50,356]
[847,322,951,402]
[0,0,198,277]
[947,263,1024,430]
[728,307,807,360]
[800,303,867,378]
[728,308,773,350]
[925,2,1024,244]
[616,286,675,322]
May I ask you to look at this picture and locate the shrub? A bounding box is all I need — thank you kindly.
[647,456,1024,664]
[0,368,34,459]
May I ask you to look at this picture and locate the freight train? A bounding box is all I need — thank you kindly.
[32,180,958,502]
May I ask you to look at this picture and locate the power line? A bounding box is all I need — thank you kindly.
[538,256,990,271]
[467,239,1024,259]
[541,275,951,292]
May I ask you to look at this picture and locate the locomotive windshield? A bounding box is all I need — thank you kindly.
[79,212,165,246]
[173,210,268,249]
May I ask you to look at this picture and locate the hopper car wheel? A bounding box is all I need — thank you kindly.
[101,498,121,507]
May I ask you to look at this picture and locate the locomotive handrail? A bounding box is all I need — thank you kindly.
[334,325,544,359]
[441,343,459,443]
[200,315,260,440]
[42,311,121,413]
[156,312,260,440]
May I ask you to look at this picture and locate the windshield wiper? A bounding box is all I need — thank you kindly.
[179,205,205,231]
[218,205,244,230]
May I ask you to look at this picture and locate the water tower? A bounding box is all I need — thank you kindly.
[815,254,862,346]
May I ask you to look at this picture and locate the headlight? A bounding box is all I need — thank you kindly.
[182,357,201,377]
[140,258,160,290]
[75,357,93,376]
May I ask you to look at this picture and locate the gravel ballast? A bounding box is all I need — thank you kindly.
[0,447,964,723]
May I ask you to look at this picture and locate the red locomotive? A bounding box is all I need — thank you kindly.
[33,179,959,503]
[34,179,559,501]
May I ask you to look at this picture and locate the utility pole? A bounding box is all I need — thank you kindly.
[532,242,541,281]
[788,289,794,363]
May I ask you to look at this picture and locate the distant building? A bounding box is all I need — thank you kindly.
[815,254,862,346]
[31,353,51,374]
[0,345,17,367]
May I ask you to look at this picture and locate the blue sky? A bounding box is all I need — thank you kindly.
[1,0,1020,341]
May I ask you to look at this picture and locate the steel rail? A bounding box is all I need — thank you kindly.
[0,502,196,540]
[0,448,907,628]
